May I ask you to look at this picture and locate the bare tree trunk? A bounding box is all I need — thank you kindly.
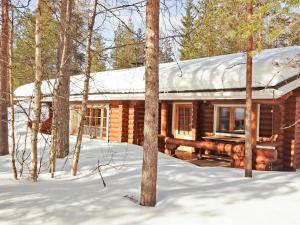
[9,9,17,180]
[50,0,72,178]
[31,0,42,182]
[140,0,160,207]
[0,0,9,156]
[71,0,97,176]
[245,0,253,178]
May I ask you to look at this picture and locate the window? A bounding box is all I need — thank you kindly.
[216,106,245,135]
[175,104,192,136]
[83,108,107,139]
[71,105,108,140]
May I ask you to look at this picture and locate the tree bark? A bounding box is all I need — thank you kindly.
[50,0,72,178]
[9,9,17,180]
[31,0,42,182]
[71,0,97,176]
[245,0,253,178]
[0,0,9,156]
[140,0,160,207]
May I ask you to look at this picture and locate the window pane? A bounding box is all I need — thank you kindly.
[96,109,101,117]
[217,107,230,132]
[177,106,192,135]
[78,106,108,139]
[234,108,245,133]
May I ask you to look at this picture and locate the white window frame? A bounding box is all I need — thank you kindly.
[172,102,193,139]
[70,103,110,143]
[213,104,260,138]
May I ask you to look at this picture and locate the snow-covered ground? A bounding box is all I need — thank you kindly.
[1,107,300,225]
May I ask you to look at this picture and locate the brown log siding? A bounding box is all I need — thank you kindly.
[283,96,296,170]
[295,97,300,169]
[198,102,214,137]
[259,104,273,137]
[39,92,300,171]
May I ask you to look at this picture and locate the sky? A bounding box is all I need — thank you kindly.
[94,0,186,53]
[22,0,187,62]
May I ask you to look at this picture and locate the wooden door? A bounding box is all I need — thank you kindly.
[174,104,193,140]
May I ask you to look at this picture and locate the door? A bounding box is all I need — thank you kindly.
[173,103,193,140]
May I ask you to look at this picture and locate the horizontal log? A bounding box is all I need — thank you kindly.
[201,154,233,162]
[164,137,243,155]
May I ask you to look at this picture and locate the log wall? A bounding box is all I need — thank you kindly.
[259,104,273,137]
[108,101,130,143]
[40,94,300,171]
[134,102,145,145]
[198,102,214,137]
[295,97,300,169]
[283,95,296,170]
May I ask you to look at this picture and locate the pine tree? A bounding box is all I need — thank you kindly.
[179,0,197,60]
[112,21,138,69]
[13,5,59,88]
[183,0,300,59]
[160,37,174,63]
[133,28,145,66]
[50,0,73,177]
[91,33,106,72]
[0,0,9,156]
[140,0,160,207]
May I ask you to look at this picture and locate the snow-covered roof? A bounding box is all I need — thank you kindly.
[15,46,300,101]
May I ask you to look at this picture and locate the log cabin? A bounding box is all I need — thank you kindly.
[15,46,300,171]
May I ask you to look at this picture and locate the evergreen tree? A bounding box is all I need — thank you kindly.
[91,33,106,72]
[179,0,300,59]
[179,0,197,60]
[133,28,145,66]
[112,21,142,69]
[160,37,174,63]
[13,5,59,87]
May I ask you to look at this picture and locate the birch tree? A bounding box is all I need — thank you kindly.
[50,0,72,178]
[140,0,160,207]
[0,0,9,156]
[31,0,42,182]
[71,0,97,176]
[9,9,17,180]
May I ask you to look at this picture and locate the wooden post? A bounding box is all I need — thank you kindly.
[293,97,300,170]
[140,0,160,207]
[252,103,257,169]
[277,103,285,169]
[160,102,168,137]
[245,0,253,178]
[128,101,136,144]
[192,101,198,141]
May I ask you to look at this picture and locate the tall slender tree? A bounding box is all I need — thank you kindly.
[50,0,72,177]
[9,9,17,180]
[245,0,253,178]
[71,0,97,176]
[31,0,42,182]
[0,0,9,156]
[140,0,160,207]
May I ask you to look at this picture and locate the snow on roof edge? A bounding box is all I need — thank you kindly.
[14,46,300,101]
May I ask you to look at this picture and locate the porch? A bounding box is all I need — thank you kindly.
[158,95,300,171]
